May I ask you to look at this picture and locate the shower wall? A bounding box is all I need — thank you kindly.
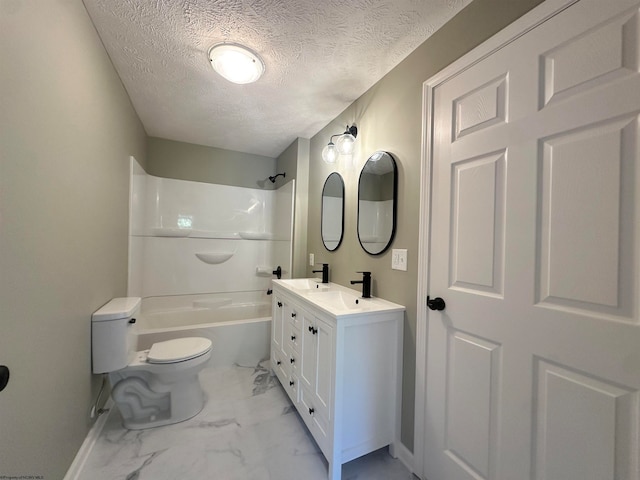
[128,157,294,298]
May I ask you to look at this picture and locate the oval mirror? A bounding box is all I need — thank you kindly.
[321,172,345,251]
[357,151,397,255]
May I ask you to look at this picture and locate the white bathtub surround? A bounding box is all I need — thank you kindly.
[128,157,294,298]
[74,362,413,480]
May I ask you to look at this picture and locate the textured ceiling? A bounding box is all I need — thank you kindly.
[83,0,471,158]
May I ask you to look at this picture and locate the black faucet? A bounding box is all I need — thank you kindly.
[312,263,329,283]
[350,271,371,298]
[272,266,282,279]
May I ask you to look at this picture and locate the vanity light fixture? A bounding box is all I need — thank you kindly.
[208,42,265,84]
[321,125,358,164]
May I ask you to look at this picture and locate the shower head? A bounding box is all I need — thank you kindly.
[268,172,286,183]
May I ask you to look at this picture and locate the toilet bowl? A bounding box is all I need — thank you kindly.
[92,298,212,430]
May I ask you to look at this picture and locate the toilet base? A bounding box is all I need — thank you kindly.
[108,347,211,430]
[111,373,207,430]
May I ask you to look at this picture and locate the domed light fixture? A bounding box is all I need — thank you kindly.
[208,42,265,84]
[321,125,358,164]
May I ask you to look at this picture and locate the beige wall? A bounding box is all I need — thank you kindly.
[147,136,277,189]
[277,138,310,278]
[0,2,147,478]
[275,139,299,187]
[307,0,545,451]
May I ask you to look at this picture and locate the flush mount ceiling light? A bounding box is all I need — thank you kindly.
[321,125,358,164]
[208,43,265,84]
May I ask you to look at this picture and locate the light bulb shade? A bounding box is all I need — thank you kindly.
[336,133,356,155]
[208,43,265,84]
[322,143,338,164]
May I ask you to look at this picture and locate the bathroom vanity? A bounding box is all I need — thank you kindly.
[271,279,404,480]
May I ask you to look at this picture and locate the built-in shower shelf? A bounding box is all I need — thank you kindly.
[238,232,274,240]
[189,231,240,239]
[151,227,192,237]
[195,252,234,264]
[146,229,279,240]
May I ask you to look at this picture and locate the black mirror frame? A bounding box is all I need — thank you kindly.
[357,151,398,256]
[321,172,345,252]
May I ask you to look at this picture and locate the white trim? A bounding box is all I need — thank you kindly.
[413,0,580,478]
[394,441,415,475]
[63,399,113,480]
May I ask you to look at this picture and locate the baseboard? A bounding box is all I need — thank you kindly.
[63,398,113,480]
[395,442,415,476]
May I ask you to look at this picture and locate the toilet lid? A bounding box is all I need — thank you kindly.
[147,337,212,364]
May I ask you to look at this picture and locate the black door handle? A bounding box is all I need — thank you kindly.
[427,296,446,311]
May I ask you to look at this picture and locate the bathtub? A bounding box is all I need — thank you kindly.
[137,291,272,368]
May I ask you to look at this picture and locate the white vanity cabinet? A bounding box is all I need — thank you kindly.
[270,280,404,480]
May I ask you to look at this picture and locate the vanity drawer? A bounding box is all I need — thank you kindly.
[271,346,289,385]
[286,322,301,354]
[287,348,300,376]
[285,373,299,404]
[289,305,302,330]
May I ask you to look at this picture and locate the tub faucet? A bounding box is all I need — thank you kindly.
[312,263,329,283]
[350,271,371,298]
[272,266,282,279]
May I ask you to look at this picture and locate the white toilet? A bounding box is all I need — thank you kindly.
[91,297,212,429]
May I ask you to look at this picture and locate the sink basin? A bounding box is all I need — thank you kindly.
[274,279,404,317]
[307,290,382,312]
[278,278,331,291]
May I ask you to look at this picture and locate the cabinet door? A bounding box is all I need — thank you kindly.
[300,313,334,420]
[300,309,317,392]
[314,316,334,419]
[271,295,285,355]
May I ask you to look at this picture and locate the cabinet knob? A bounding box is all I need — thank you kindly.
[308,407,315,415]
[291,312,297,318]
[277,302,283,308]
[289,380,295,387]
[291,335,296,341]
[308,325,317,334]
[290,357,295,364]
[276,360,281,365]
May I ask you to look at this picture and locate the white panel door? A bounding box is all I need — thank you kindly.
[423,1,640,479]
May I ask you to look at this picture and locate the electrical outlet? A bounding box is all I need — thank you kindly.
[391,249,407,271]
[309,253,315,266]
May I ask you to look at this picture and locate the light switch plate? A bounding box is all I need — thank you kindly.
[309,253,315,266]
[392,249,407,271]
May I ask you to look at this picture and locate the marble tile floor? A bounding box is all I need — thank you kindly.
[78,361,416,480]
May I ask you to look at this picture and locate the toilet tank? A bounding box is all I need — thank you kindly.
[92,297,141,374]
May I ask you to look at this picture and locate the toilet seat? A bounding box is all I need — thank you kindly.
[147,337,212,364]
